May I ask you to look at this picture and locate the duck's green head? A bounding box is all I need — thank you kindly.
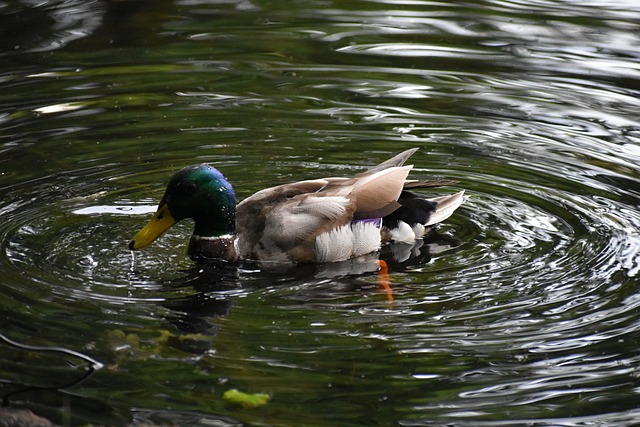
[129,165,236,251]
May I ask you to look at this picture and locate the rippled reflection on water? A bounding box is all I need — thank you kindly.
[1,0,640,425]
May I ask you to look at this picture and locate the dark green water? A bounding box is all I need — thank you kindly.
[2,0,640,425]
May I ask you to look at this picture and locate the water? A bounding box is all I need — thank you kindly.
[1,0,640,425]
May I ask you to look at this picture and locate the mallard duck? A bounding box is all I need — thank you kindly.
[129,148,465,263]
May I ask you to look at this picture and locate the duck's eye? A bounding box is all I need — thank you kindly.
[185,183,197,194]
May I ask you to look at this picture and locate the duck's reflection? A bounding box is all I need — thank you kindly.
[160,265,237,339]
[156,231,461,338]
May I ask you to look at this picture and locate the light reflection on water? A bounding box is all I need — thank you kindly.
[1,0,640,425]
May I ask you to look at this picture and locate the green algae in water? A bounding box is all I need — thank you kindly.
[223,389,270,408]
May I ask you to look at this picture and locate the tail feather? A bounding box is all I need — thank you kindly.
[403,179,459,189]
[425,191,466,226]
[360,148,419,175]
[382,190,466,243]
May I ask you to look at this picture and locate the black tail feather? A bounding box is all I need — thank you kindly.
[382,191,437,229]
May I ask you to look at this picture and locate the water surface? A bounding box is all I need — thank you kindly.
[1,0,640,425]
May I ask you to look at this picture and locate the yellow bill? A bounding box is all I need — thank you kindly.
[129,204,177,250]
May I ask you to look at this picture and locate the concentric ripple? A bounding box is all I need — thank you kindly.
[2,0,640,425]
[0,167,189,314]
